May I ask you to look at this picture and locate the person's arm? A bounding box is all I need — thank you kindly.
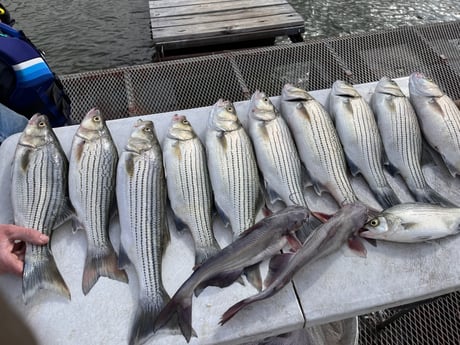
[0,224,48,275]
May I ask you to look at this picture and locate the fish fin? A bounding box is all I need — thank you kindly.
[296,215,322,243]
[162,217,171,251]
[385,162,400,177]
[262,204,273,217]
[442,158,459,178]
[194,243,221,267]
[172,213,189,233]
[414,187,458,207]
[264,253,294,288]
[416,235,434,242]
[54,199,75,228]
[237,221,266,238]
[363,237,378,247]
[346,158,361,176]
[153,294,196,343]
[194,269,244,297]
[311,211,332,223]
[71,218,84,233]
[265,182,283,204]
[301,163,313,188]
[215,204,231,228]
[287,233,303,252]
[400,222,418,230]
[420,140,436,166]
[118,242,131,269]
[22,246,71,304]
[244,264,262,292]
[129,292,170,345]
[82,245,129,295]
[347,235,367,258]
[220,298,249,326]
[373,186,401,209]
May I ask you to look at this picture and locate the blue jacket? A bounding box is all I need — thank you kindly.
[0,22,70,126]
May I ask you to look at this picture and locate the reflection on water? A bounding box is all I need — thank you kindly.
[2,1,460,75]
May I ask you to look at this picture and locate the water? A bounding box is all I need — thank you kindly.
[3,1,460,75]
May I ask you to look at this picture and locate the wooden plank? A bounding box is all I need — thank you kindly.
[151,5,303,29]
[152,13,304,40]
[149,0,286,10]
[150,0,290,18]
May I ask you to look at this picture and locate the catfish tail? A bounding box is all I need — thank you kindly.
[220,299,249,326]
[153,293,196,343]
[22,245,71,304]
[82,245,128,295]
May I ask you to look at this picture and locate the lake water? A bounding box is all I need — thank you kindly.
[3,0,460,75]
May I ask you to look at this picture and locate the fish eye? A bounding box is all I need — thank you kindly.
[369,218,380,227]
[93,116,101,122]
[182,119,189,125]
[143,127,151,132]
[227,106,233,112]
[263,97,269,102]
[38,121,46,127]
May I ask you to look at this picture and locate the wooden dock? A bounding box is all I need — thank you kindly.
[149,0,305,58]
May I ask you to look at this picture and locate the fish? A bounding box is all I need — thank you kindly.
[280,84,358,206]
[68,108,128,295]
[246,90,322,238]
[153,205,310,342]
[409,72,460,177]
[116,119,171,345]
[371,76,454,206]
[220,202,369,325]
[162,114,221,266]
[328,80,399,209]
[12,114,72,304]
[205,99,264,290]
[360,203,460,243]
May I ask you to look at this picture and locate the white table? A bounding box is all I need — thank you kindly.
[1,77,459,345]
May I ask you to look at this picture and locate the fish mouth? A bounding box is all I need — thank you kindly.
[172,114,186,122]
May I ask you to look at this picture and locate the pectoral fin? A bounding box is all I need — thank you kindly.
[264,253,294,288]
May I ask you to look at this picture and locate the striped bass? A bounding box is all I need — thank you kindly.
[153,206,310,342]
[163,115,221,266]
[12,114,72,304]
[69,108,128,295]
[409,72,460,177]
[205,99,264,291]
[328,80,400,208]
[361,203,460,242]
[247,90,322,238]
[205,99,263,238]
[280,84,358,206]
[220,202,369,325]
[116,120,171,345]
[371,76,454,206]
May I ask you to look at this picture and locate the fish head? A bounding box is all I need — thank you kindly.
[248,90,277,122]
[126,119,158,153]
[77,108,109,140]
[331,80,360,98]
[281,84,312,102]
[374,76,405,97]
[19,114,55,148]
[360,212,402,240]
[208,99,241,132]
[408,72,444,98]
[166,114,196,141]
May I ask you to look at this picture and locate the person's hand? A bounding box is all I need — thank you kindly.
[0,224,48,276]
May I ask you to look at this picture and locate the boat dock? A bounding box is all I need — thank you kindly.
[149,0,305,59]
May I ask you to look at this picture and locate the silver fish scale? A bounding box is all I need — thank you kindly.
[14,145,67,254]
[255,117,306,206]
[176,139,215,247]
[388,97,426,190]
[211,128,260,236]
[305,100,357,204]
[127,153,165,300]
[348,99,388,188]
[436,98,460,150]
[77,139,117,248]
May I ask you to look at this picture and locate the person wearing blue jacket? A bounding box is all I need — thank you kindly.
[0,3,71,144]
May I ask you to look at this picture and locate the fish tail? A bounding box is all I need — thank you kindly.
[220,299,249,326]
[22,246,71,304]
[82,246,128,295]
[373,186,401,209]
[416,187,458,207]
[194,243,221,267]
[128,291,169,345]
